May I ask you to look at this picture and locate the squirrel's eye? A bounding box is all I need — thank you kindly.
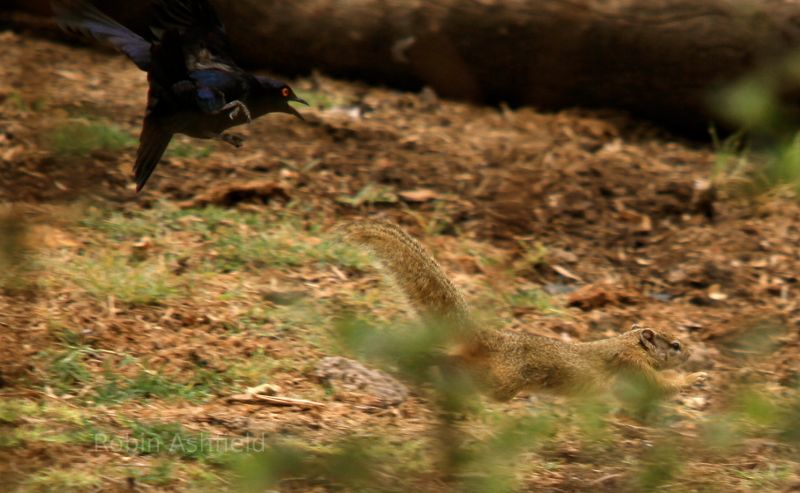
[671,341,681,351]
[281,87,290,97]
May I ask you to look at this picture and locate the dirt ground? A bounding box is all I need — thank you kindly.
[1,31,799,492]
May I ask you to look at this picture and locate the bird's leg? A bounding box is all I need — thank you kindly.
[219,100,252,122]
[219,132,245,148]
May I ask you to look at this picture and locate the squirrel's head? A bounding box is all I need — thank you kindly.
[631,323,690,369]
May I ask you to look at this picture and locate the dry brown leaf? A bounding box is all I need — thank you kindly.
[27,225,79,249]
[180,180,290,207]
[399,188,439,202]
[552,264,583,282]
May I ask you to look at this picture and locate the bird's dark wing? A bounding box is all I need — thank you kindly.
[150,0,239,70]
[148,29,192,90]
[52,0,151,71]
[151,0,224,34]
[133,114,173,192]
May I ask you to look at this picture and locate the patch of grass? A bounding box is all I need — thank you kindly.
[78,205,370,274]
[269,301,337,354]
[100,421,220,461]
[79,207,165,241]
[42,346,92,395]
[61,253,180,305]
[734,464,794,489]
[135,460,175,486]
[224,349,278,387]
[710,127,751,181]
[210,229,303,271]
[0,399,96,449]
[92,369,217,404]
[207,223,368,272]
[125,422,189,456]
[506,288,559,313]
[37,330,98,396]
[166,140,214,159]
[7,424,89,448]
[0,399,83,426]
[36,331,219,403]
[3,91,45,112]
[219,305,273,334]
[0,399,37,424]
[44,119,136,156]
[23,469,102,492]
[512,240,550,272]
[299,235,370,269]
[184,463,230,490]
[36,329,97,395]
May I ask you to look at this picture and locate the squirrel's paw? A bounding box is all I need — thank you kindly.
[687,371,709,388]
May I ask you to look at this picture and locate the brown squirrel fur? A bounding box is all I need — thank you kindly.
[341,220,706,401]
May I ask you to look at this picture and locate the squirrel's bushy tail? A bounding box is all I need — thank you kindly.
[339,220,474,331]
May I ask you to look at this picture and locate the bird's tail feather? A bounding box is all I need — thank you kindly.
[133,116,173,193]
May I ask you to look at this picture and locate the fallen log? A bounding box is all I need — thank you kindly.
[4,0,800,135]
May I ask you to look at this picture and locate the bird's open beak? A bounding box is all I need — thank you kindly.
[287,96,308,120]
[291,96,309,106]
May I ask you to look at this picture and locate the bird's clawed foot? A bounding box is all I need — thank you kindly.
[221,100,252,122]
[220,132,245,148]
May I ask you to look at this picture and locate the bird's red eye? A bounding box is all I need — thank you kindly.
[282,87,290,97]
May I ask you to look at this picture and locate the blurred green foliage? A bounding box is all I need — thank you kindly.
[714,51,800,193]
[207,314,799,492]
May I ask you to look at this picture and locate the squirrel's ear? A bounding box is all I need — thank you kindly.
[640,328,655,345]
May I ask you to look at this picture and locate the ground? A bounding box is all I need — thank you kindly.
[1,31,799,492]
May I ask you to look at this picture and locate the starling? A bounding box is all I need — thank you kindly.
[53,0,307,191]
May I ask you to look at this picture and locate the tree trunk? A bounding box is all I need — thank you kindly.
[4,0,800,135]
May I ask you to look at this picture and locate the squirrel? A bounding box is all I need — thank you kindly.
[340,220,707,401]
